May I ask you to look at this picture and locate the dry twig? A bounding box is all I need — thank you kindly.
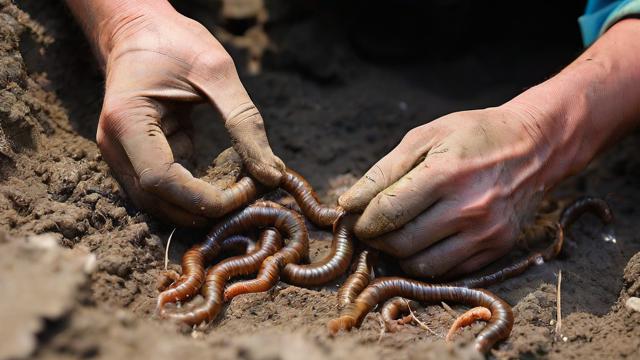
[405,300,438,336]
[555,270,563,341]
[164,228,176,271]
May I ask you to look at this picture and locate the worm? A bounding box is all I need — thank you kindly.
[380,297,414,332]
[280,169,345,227]
[282,213,354,286]
[337,250,374,307]
[209,176,259,217]
[559,196,615,245]
[220,234,257,254]
[163,229,283,325]
[156,202,308,313]
[450,224,564,289]
[224,215,354,298]
[157,235,257,293]
[327,277,513,353]
[446,306,492,341]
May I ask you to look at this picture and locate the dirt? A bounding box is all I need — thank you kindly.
[1,1,639,359]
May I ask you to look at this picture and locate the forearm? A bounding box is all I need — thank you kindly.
[505,18,640,188]
[64,0,174,65]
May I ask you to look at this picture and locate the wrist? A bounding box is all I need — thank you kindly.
[65,0,175,66]
[501,66,597,190]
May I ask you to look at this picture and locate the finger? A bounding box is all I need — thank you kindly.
[363,199,461,258]
[118,172,209,227]
[189,54,285,186]
[444,247,511,279]
[224,102,285,186]
[353,155,451,239]
[100,98,253,218]
[399,233,478,278]
[97,130,208,227]
[339,126,438,212]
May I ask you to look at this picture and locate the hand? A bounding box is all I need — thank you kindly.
[339,106,554,278]
[83,2,284,226]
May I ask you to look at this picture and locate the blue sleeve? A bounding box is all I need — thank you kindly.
[579,0,640,46]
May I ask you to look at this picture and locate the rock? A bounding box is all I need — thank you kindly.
[625,297,640,313]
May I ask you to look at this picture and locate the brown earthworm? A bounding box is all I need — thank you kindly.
[282,213,354,286]
[559,196,615,244]
[380,297,414,332]
[327,277,513,353]
[337,250,374,307]
[445,306,492,341]
[163,229,283,325]
[280,169,345,227]
[209,176,259,217]
[220,234,257,254]
[224,213,354,298]
[156,202,308,313]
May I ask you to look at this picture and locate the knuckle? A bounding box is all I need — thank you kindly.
[138,166,170,193]
[195,50,234,73]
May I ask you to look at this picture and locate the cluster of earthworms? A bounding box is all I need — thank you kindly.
[156,168,614,354]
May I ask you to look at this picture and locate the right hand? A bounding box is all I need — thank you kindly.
[93,3,284,226]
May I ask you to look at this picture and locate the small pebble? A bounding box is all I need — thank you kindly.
[625,297,640,313]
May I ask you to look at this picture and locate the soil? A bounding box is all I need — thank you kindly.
[2,1,639,359]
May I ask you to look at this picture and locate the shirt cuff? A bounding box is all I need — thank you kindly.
[579,0,640,46]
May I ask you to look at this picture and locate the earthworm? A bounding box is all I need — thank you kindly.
[209,176,259,217]
[450,224,564,289]
[156,202,308,313]
[337,250,374,307]
[282,213,354,286]
[280,169,345,227]
[327,277,513,353]
[380,297,414,332]
[224,214,354,298]
[220,234,257,254]
[559,196,615,243]
[446,306,492,341]
[163,229,282,325]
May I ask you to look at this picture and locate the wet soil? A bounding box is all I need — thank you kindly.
[2,1,639,359]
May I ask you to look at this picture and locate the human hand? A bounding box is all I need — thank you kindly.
[72,1,284,226]
[339,106,557,278]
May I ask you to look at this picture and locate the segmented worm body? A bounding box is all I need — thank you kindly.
[156,202,308,312]
[337,250,374,307]
[209,176,259,217]
[282,214,354,286]
[446,307,492,341]
[328,277,513,353]
[380,297,414,332]
[280,169,344,227]
[163,229,282,325]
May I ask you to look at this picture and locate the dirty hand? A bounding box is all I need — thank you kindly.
[339,18,640,278]
[339,106,555,278]
[66,0,284,226]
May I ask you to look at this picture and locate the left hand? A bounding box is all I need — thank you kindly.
[339,105,555,278]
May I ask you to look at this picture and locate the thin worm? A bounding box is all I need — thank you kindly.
[337,250,374,307]
[446,306,492,341]
[282,214,354,286]
[280,169,345,227]
[451,196,613,289]
[156,202,308,313]
[163,229,282,325]
[380,297,414,332]
[327,277,513,353]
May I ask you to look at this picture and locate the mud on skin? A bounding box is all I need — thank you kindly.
[4,1,640,359]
